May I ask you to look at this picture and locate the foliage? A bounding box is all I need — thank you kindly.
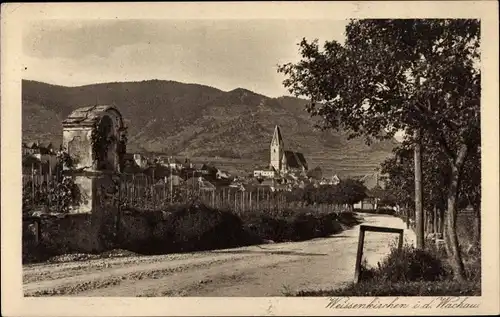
[292,280,480,296]
[290,240,481,296]
[117,127,128,172]
[56,147,76,170]
[111,204,359,256]
[354,208,396,216]
[91,119,116,170]
[285,179,367,206]
[365,243,451,283]
[306,166,323,179]
[337,179,368,206]
[23,151,83,214]
[278,19,480,280]
[241,210,356,242]
[380,137,481,243]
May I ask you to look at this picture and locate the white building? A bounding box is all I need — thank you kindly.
[253,169,277,178]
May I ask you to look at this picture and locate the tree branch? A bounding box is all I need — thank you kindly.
[413,102,457,160]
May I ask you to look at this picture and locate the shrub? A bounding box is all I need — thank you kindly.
[366,243,451,283]
[241,210,349,242]
[353,208,395,216]
[168,203,251,251]
[24,204,363,262]
[337,211,362,226]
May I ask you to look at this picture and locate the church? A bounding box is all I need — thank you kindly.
[269,125,308,174]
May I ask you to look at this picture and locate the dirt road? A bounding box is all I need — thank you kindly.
[23,213,415,297]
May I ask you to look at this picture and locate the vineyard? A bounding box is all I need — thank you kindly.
[22,171,343,216]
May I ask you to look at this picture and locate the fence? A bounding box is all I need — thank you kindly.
[116,174,342,215]
[22,172,343,215]
[402,206,479,247]
[22,173,64,213]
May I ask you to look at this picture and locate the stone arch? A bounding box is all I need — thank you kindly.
[63,105,126,172]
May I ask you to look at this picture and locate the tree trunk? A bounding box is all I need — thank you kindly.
[445,145,468,281]
[439,207,445,236]
[443,216,452,256]
[474,204,481,247]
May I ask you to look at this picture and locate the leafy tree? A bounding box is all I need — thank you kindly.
[278,19,480,280]
[337,179,368,209]
[368,184,398,208]
[458,144,481,241]
[307,166,323,180]
[381,136,481,246]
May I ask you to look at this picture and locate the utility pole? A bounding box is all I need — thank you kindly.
[414,128,424,249]
[170,164,173,204]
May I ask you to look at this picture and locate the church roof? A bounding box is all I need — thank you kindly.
[283,150,307,169]
[294,152,308,170]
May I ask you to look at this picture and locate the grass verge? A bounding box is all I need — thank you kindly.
[288,242,481,296]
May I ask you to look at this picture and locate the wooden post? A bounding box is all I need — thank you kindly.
[31,163,35,207]
[414,129,424,249]
[404,207,407,228]
[234,191,237,212]
[354,228,366,284]
[433,206,438,235]
[170,166,173,204]
[257,188,260,210]
[132,174,135,206]
[398,229,404,251]
[354,225,405,283]
[267,191,270,212]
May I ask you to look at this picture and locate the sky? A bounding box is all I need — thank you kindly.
[23,19,348,98]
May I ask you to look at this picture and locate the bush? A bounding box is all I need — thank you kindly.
[24,204,362,262]
[168,203,254,251]
[354,208,396,216]
[366,243,451,283]
[290,243,480,297]
[241,210,352,243]
[119,202,260,254]
[337,211,362,226]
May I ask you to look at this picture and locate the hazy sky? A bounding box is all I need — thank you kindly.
[23,19,348,97]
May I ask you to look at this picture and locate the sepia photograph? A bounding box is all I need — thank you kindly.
[1,1,499,316]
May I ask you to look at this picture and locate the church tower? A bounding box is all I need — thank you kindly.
[270,125,284,172]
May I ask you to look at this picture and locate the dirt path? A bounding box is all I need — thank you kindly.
[23,213,415,297]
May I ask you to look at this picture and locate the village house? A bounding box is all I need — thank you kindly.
[185,176,216,192]
[166,156,184,170]
[319,174,341,186]
[353,172,385,210]
[216,169,230,180]
[22,142,59,174]
[182,158,194,169]
[253,166,277,178]
[133,153,148,169]
[122,154,143,173]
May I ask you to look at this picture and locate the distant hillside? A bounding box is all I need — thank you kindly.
[22,79,398,177]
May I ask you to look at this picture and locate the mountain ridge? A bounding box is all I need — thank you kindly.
[22,79,398,176]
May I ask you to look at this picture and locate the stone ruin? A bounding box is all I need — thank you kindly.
[62,105,126,215]
[41,105,128,252]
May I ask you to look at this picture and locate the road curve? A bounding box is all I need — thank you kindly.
[23,213,415,297]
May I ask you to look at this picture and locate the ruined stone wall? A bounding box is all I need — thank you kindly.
[63,128,93,170]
